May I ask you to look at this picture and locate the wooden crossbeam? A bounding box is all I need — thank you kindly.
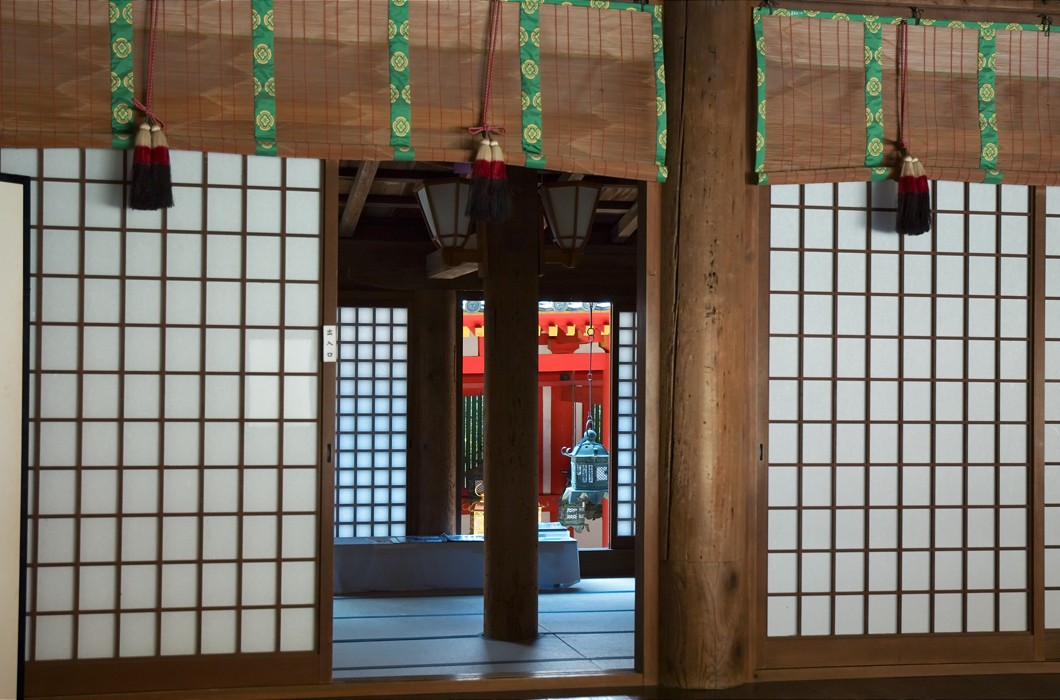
[339,160,379,236]
[610,201,639,242]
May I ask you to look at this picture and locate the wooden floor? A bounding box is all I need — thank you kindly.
[407,673,1060,699]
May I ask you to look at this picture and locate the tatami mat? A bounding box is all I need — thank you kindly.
[333,577,635,680]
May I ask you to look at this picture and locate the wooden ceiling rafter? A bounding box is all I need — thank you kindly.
[338,160,379,238]
[610,202,639,243]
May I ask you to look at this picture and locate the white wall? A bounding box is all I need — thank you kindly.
[0,178,26,700]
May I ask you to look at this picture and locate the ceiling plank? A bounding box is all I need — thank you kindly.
[610,201,639,243]
[339,160,379,236]
[558,172,585,182]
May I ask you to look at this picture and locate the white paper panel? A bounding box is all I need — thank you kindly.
[240,609,276,653]
[200,610,237,654]
[202,563,238,606]
[78,566,117,611]
[207,153,242,185]
[285,191,321,234]
[80,470,118,514]
[34,615,73,661]
[80,517,117,562]
[120,565,157,610]
[126,232,162,276]
[202,516,239,559]
[206,187,243,232]
[168,188,203,231]
[279,607,315,652]
[246,190,283,234]
[206,235,243,279]
[115,613,157,659]
[241,561,277,606]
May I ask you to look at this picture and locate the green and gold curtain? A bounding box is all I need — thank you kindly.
[754,7,1060,185]
[0,0,666,182]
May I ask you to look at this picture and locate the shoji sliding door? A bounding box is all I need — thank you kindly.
[1042,187,1060,658]
[1,148,330,694]
[0,173,29,700]
[761,181,1040,668]
[333,305,409,539]
[612,308,638,540]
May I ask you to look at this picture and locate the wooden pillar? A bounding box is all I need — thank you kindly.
[412,289,458,535]
[482,167,539,641]
[657,0,758,689]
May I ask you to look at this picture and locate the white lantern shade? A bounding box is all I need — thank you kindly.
[415,179,475,250]
[540,182,601,255]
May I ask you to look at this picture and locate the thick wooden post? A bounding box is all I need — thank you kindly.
[412,289,458,535]
[482,167,540,641]
[657,0,758,689]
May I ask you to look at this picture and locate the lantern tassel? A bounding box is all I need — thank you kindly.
[486,138,511,223]
[150,124,174,209]
[896,154,930,235]
[129,123,156,210]
[466,136,493,222]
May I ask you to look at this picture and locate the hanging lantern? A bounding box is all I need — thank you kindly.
[540,182,601,268]
[561,419,609,507]
[415,179,481,278]
[415,179,476,257]
[470,480,486,536]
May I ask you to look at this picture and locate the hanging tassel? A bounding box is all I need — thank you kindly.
[486,138,511,223]
[464,0,510,224]
[129,123,156,210]
[150,124,174,209]
[466,136,494,222]
[896,154,930,235]
[129,0,173,211]
[893,19,930,235]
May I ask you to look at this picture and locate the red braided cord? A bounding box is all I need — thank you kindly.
[133,0,164,126]
[470,0,504,136]
[898,19,908,153]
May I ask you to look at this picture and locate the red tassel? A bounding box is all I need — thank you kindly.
[150,124,174,209]
[896,155,930,235]
[129,123,155,210]
[467,137,494,222]
[486,138,511,223]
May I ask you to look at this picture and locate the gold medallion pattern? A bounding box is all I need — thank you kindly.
[256,110,276,131]
[113,103,133,124]
[254,43,272,64]
[110,0,135,148]
[112,37,131,59]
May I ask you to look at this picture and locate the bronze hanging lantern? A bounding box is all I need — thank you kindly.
[558,303,609,531]
[561,419,610,507]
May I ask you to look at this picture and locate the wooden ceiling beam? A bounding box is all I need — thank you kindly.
[361,194,634,216]
[338,160,379,237]
[610,201,639,243]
